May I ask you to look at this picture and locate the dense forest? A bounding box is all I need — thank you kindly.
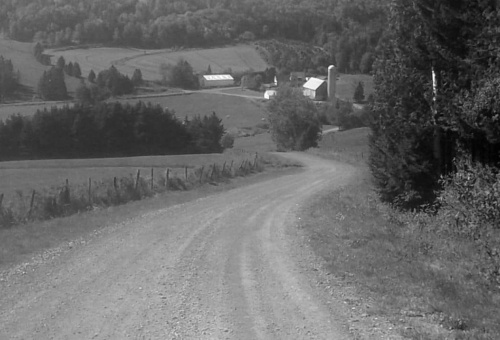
[0,102,226,160]
[1,0,387,73]
[369,0,500,283]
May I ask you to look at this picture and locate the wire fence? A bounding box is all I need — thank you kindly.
[0,153,261,229]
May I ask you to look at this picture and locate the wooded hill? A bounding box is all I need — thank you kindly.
[1,0,388,73]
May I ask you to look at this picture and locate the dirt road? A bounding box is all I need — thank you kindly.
[0,153,372,339]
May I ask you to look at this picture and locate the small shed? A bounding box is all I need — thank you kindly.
[199,74,234,88]
[303,77,327,101]
[264,89,277,100]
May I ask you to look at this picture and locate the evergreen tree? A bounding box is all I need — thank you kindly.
[37,67,67,100]
[56,56,65,69]
[131,68,143,86]
[88,69,96,83]
[73,62,82,78]
[353,81,365,103]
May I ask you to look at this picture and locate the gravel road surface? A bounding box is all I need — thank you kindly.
[0,153,390,339]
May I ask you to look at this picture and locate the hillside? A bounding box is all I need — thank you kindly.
[1,0,388,74]
[0,37,82,99]
[45,45,270,81]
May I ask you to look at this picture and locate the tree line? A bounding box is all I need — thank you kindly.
[0,101,226,161]
[2,0,388,74]
[369,0,500,209]
[0,55,19,102]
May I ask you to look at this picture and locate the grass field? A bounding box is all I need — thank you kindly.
[0,91,268,125]
[0,37,85,99]
[46,44,270,81]
[119,92,268,128]
[336,73,374,102]
[0,150,267,201]
[302,128,500,339]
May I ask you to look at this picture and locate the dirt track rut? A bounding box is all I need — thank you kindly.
[1,153,367,339]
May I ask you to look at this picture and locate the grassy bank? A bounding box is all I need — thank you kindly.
[302,128,500,339]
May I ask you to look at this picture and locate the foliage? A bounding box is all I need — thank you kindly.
[438,158,500,285]
[96,65,134,97]
[0,55,19,101]
[0,102,227,160]
[353,81,364,103]
[88,69,96,83]
[1,0,388,74]
[268,84,321,151]
[240,74,263,91]
[221,133,235,149]
[184,112,225,153]
[131,68,143,86]
[33,42,50,65]
[160,59,199,89]
[37,66,67,100]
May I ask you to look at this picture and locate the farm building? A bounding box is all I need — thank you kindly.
[199,74,234,88]
[303,77,327,101]
[264,89,277,99]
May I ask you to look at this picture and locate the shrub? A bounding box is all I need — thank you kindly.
[438,157,500,284]
[221,133,235,149]
[268,84,322,151]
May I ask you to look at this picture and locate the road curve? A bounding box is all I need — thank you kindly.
[0,153,358,340]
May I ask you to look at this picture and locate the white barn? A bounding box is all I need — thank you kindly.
[199,74,234,88]
[303,77,327,101]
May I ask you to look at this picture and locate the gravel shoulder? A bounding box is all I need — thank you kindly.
[0,153,401,339]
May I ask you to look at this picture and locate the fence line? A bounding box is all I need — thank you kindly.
[0,155,262,228]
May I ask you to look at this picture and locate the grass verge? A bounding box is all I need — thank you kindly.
[302,128,500,339]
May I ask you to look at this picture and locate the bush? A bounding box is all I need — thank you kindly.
[438,157,500,284]
[268,84,322,151]
[221,133,235,149]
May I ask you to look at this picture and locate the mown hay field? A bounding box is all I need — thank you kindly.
[336,74,374,101]
[0,91,268,126]
[0,38,85,98]
[46,44,270,81]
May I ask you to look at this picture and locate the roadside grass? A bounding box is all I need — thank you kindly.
[0,149,300,268]
[302,128,500,339]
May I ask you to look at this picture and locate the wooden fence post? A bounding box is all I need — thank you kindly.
[113,177,118,191]
[254,152,258,169]
[199,166,204,183]
[28,190,36,218]
[135,170,141,191]
[185,166,188,181]
[151,168,154,191]
[211,163,216,180]
[0,193,3,211]
[165,169,170,189]
[88,178,92,205]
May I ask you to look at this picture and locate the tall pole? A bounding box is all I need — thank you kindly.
[432,66,442,173]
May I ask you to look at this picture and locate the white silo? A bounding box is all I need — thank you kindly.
[328,65,337,104]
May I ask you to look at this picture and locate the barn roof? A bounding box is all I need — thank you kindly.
[303,77,325,90]
[202,74,234,81]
